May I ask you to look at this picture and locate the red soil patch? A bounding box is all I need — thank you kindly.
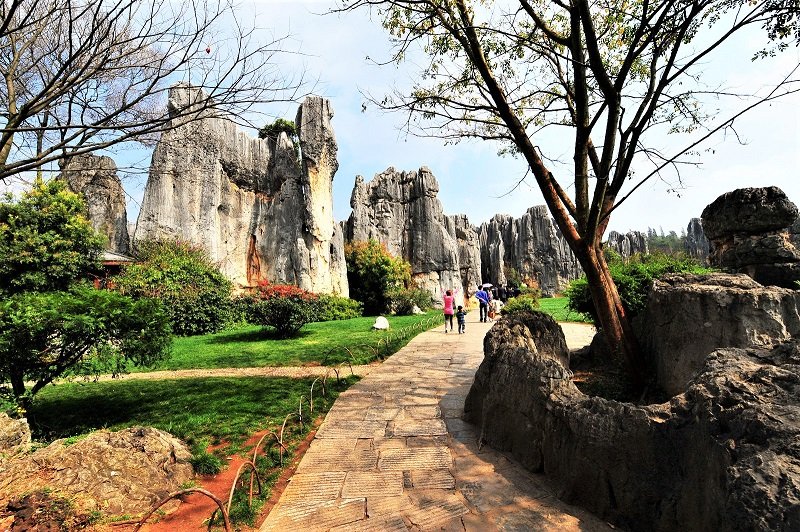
[114,417,323,531]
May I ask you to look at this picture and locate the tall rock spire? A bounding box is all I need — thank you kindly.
[135,85,348,295]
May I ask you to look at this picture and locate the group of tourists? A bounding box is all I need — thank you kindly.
[442,282,522,332]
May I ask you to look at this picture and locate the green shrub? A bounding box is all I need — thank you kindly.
[345,240,412,315]
[258,118,297,140]
[502,293,541,315]
[311,294,363,322]
[0,179,104,296]
[566,252,712,321]
[241,281,318,338]
[388,287,432,315]
[113,239,232,336]
[190,450,224,475]
[250,297,316,338]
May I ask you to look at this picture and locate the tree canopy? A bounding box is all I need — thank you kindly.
[339,0,800,387]
[345,239,412,315]
[0,286,172,403]
[0,180,171,406]
[0,178,103,296]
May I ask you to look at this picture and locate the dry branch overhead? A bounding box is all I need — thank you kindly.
[0,0,305,182]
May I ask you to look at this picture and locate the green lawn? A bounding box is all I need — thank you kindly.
[538,297,593,323]
[132,312,437,372]
[29,376,354,445]
[29,375,357,525]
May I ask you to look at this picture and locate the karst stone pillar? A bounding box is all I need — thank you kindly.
[135,84,348,294]
[61,154,130,255]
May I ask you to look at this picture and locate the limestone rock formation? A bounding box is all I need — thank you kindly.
[344,167,478,304]
[444,214,483,296]
[61,154,130,254]
[684,217,710,264]
[701,186,800,288]
[604,230,648,259]
[478,207,582,297]
[464,311,800,531]
[0,414,30,457]
[135,85,347,294]
[635,273,800,395]
[0,426,193,517]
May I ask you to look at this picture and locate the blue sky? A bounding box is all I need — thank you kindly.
[120,1,800,235]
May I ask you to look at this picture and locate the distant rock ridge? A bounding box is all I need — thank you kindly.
[135,85,348,295]
[344,168,584,301]
[61,154,130,255]
[605,230,648,260]
[685,217,710,264]
[478,206,582,297]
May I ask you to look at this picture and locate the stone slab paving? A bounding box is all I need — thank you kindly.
[260,313,610,531]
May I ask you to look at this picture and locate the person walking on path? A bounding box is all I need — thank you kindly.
[476,285,490,323]
[456,305,467,334]
[443,289,456,333]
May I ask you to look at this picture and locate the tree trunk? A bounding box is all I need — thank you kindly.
[9,372,27,405]
[576,241,646,390]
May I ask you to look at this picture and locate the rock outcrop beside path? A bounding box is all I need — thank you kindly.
[701,186,800,288]
[464,311,800,531]
[636,273,800,395]
[0,427,193,517]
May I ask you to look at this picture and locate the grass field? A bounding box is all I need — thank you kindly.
[538,297,593,323]
[131,311,437,372]
[29,376,355,445]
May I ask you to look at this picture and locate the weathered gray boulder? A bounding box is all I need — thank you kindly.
[344,167,475,305]
[701,187,800,288]
[0,426,192,516]
[61,154,130,254]
[478,206,582,297]
[0,414,30,457]
[605,230,648,260]
[636,273,800,396]
[464,311,800,531]
[135,85,348,295]
[685,217,710,264]
[701,186,798,240]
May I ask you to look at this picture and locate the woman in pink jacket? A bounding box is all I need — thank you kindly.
[443,289,456,333]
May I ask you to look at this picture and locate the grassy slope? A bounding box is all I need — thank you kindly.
[136,312,436,371]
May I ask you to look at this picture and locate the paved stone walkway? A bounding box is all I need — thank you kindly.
[260,312,609,531]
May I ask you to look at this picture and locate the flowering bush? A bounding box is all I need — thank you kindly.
[239,281,318,338]
[250,280,316,301]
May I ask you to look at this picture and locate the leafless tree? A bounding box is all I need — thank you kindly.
[0,0,304,182]
[338,0,800,386]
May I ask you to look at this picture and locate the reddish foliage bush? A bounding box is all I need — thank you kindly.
[250,281,318,301]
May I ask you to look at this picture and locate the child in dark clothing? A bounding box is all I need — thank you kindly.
[456,305,467,334]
